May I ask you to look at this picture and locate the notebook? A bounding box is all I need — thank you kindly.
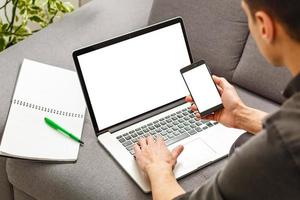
[0,59,86,162]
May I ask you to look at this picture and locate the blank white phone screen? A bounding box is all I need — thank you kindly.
[183,64,222,113]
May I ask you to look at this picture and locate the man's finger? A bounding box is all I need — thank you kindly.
[146,136,155,145]
[171,145,184,159]
[134,144,141,156]
[138,137,147,149]
[191,104,198,111]
[156,135,166,146]
[185,96,193,103]
[216,85,223,94]
[212,75,230,90]
[212,75,221,84]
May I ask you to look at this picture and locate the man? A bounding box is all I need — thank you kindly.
[134,0,300,199]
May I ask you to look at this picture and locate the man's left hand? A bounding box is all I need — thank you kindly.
[134,136,184,177]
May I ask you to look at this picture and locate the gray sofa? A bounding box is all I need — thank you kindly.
[0,0,292,199]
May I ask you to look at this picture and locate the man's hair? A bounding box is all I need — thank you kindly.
[244,0,300,42]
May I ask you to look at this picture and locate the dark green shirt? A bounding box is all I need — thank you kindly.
[175,74,300,200]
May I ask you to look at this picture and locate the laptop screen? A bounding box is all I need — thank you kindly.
[76,20,191,132]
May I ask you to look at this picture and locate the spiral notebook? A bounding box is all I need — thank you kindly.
[0,59,86,162]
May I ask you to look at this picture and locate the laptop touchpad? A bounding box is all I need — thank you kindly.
[173,137,218,177]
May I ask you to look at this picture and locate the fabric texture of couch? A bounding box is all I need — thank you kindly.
[148,0,291,104]
[0,0,291,199]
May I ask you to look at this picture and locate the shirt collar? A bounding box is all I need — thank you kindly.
[283,73,300,98]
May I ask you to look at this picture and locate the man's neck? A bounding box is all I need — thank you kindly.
[282,39,300,76]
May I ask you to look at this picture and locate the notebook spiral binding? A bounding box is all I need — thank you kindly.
[13,99,84,118]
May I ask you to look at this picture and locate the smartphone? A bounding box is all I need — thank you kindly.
[180,60,223,117]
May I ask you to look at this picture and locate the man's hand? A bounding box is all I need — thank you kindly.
[187,75,245,129]
[186,75,268,134]
[134,136,185,200]
[134,136,184,176]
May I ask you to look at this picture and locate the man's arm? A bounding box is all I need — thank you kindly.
[135,128,289,200]
[134,76,270,200]
[147,163,185,200]
[175,128,295,200]
[135,117,295,200]
[134,137,185,200]
[234,104,268,134]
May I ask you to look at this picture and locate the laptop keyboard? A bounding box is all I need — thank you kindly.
[116,108,218,155]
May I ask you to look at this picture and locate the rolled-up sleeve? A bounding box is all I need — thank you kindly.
[174,172,224,200]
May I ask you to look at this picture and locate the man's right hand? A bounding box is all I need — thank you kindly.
[186,75,245,129]
[186,75,268,134]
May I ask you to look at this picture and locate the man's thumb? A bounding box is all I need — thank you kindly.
[172,145,184,159]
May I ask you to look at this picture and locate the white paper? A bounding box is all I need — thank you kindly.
[0,59,86,161]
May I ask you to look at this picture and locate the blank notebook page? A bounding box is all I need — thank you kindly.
[0,59,86,161]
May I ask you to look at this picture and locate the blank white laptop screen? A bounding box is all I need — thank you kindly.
[77,23,191,131]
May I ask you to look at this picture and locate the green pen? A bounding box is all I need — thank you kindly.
[44,117,84,145]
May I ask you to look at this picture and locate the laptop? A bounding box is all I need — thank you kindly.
[72,17,244,193]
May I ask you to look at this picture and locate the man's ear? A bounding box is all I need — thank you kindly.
[255,11,275,44]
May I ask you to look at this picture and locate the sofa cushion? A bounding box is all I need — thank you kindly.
[13,187,36,200]
[148,0,249,81]
[232,36,292,104]
[1,0,153,199]
[0,158,13,200]
[235,86,279,113]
